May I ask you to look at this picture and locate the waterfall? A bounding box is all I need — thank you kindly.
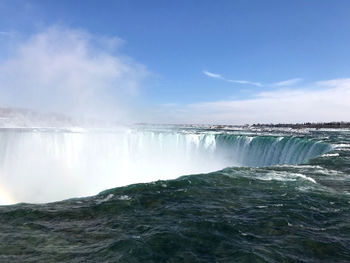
[0,128,331,204]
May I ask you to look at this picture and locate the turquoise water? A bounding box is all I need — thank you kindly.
[0,127,349,262]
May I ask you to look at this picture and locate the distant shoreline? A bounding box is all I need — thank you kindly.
[135,122,350,130]
[251,122,350,129]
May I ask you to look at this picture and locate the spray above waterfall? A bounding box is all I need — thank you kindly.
[0,26,149,124]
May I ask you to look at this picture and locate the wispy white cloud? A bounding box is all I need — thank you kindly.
[316,78,350,88]
[272,78,303,87]
[156,78,350,124]
[0,26,149,122]
[203,70,222,79]
[203,70,262,87]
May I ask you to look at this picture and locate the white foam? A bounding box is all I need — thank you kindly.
[295,173,317,184]
[96,193,114,204]
[334,144,350,149]
[259,171,316,184]
[321,153,339,157]
[118,195,131,201]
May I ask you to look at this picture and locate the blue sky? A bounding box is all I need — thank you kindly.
[0,0,350,124]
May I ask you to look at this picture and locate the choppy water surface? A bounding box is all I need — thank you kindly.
[0,127,349,262]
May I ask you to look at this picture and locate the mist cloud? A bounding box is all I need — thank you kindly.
[0,26,148,122]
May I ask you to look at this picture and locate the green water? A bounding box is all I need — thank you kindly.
[0,128,349,262]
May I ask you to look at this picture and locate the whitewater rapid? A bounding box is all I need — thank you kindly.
[0,127,331,204]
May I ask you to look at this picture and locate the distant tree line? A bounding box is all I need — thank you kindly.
[252,122,350,129]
